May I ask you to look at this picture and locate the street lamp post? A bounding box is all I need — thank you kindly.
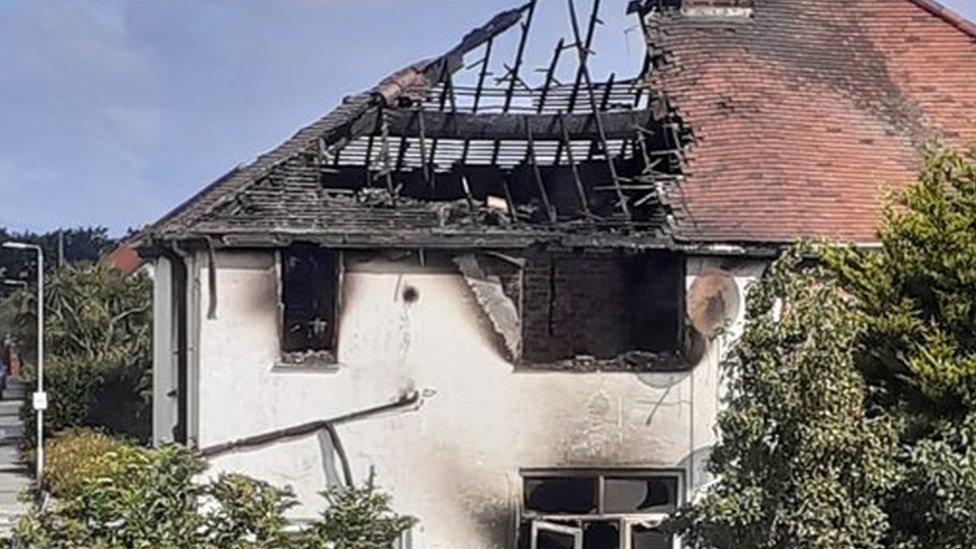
[2,242,46,484]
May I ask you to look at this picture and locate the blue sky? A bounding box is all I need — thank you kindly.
[1,0,974,236]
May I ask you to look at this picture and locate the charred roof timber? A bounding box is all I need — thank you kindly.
[144,1,692,249]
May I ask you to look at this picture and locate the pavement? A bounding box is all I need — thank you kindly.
[0,378,30,537]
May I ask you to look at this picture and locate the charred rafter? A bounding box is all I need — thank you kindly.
[378,109,653,141]
[559,112,593,222]
[174,0,689,243]
[492,0,537,166]
[537,38,566,114]
[566,0,603,114]
[524,120,556,222]
[568,0,631,219]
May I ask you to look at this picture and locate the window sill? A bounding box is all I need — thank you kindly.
[273,351,339,373]
[515,351,690,373]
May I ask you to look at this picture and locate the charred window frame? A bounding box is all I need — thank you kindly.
[519,469,683,549]
[279,244,341,360]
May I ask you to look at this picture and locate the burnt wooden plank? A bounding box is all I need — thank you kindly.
[381,109,652,141]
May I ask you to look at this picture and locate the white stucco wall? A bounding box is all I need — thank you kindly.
[187,250,764,548]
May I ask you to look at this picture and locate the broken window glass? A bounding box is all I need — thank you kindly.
[603,477,679,514]
[281,244,338,353]
[524,472,680,515]
[583,522,619,547]
[631,524,672,549]
[531,522,582,549]
[524,477,598,515]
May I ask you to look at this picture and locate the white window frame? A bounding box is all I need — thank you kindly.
[531,521,583,549]
[520,469,683,549]
[622,516,675,549]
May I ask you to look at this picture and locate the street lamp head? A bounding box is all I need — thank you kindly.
[2,242,32,250]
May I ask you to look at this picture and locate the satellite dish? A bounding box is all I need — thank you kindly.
[687,272,741,339]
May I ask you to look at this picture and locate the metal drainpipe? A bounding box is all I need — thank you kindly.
[160,244,189,445]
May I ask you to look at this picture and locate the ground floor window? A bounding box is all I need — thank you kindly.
[520,470,681,549]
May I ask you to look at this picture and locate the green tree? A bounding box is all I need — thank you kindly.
[670,249,900,548]
[825,146,976,419]
[13,262,152,444]
[886,414,976,548]
[823,146,976,548]
[299,475,418,549]
[674,146,976,548]
[0,226,116,298]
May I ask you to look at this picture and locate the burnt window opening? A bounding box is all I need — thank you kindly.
[280,244,339,355]
[521,471,681,549]
[523,251,685,367]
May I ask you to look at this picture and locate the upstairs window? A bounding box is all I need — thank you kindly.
[522,251,684,367]
[280,244,339,355]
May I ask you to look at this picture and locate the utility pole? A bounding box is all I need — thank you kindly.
[1,242,46,485]
[57,230,64,269]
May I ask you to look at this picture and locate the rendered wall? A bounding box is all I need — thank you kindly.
[190,250,764,549]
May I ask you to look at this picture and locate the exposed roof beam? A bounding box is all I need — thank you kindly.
[378,108,653,141]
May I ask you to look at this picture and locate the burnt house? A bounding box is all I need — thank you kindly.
[137,0,976,547]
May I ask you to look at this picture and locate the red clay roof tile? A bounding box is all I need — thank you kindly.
[651,0,976,243]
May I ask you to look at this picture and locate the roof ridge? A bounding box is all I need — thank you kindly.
[906,0,976,40]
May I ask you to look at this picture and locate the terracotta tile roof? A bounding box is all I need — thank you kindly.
[651,0,976,243]
[909,0,976,39]
[104,244,144,275]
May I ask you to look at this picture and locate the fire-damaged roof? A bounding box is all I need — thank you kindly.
[144,0,976,249]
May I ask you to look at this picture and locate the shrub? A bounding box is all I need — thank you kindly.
[16,433,415,548]
[18,443,206,548]
[299,476,418,549]
[206,474,297,548]
[42,429,130,499]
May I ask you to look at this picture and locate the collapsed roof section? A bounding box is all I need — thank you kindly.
[146,1,690,249]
